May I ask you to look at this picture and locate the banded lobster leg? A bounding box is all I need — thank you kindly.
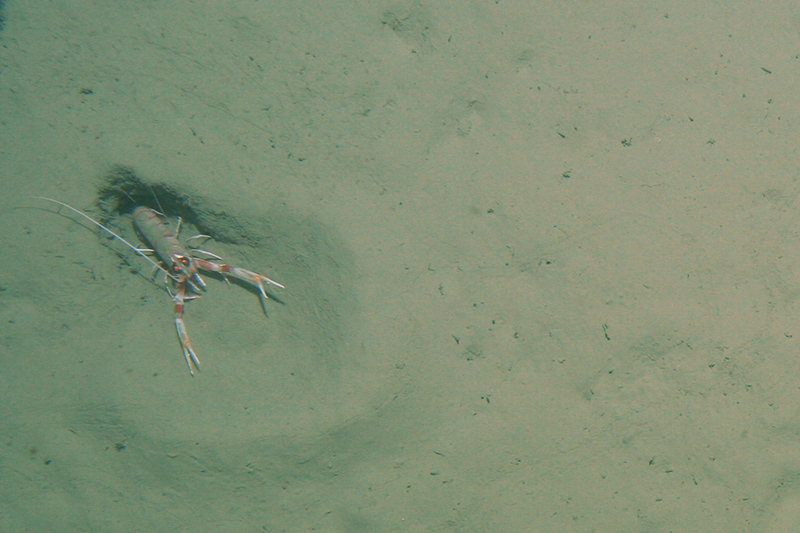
[172,282,201,375]
[194,258,285,308]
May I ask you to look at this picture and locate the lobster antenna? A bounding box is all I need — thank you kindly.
[148,183,166,215]
[114,186,136,204]
[33,196,179,283]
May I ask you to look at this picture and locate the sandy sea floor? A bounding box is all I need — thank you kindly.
[3,0,800,530]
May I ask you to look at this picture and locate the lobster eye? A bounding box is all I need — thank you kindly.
[171,255,190,272]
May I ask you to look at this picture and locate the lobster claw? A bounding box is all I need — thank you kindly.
[175,317,201,375]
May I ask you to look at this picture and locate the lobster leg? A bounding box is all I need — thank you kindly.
[172,283,201,375]
[194,259,284,305]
